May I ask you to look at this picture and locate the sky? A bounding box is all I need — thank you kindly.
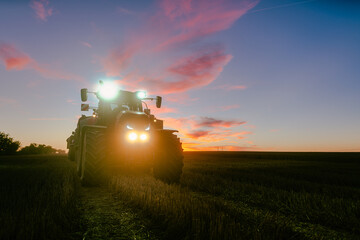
[1,0,359,152]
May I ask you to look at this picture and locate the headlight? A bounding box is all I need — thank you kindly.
[127,132,137,141]
[126,131,149,142]
[98,82,119,100]
[140,133,148,141]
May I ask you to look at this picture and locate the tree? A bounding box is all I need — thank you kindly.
[0,132,20,155]
[19,143,57,155]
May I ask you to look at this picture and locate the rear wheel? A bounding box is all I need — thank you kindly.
[80,129,106,186]
[153,132,183,184]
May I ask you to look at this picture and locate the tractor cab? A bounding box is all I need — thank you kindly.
[80,82,162,116]
[79,81,163,129]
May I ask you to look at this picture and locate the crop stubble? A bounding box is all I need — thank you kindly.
[0,152,359,239]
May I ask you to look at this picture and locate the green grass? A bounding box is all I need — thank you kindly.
[0,154,80,240]
[109,152,360,239]
[0,152,359,239]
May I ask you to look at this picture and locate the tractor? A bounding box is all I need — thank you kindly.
[66,81,183,186]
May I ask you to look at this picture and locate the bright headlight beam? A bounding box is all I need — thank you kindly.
[98,82,119,100]
[128,132,137,141]
[136,91,147,99]
[140,133,148,141]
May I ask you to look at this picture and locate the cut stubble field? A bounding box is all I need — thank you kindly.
[0,152,359,240]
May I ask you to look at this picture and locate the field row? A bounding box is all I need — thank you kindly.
[1,152,359,239]
[110,152,360,239]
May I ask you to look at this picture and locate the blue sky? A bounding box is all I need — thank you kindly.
[1,0,359,151]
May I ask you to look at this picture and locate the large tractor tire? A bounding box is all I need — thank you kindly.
[153,131,183,184]
[80,129,106,186]
[68,147,75,161]
[75,146,82,176]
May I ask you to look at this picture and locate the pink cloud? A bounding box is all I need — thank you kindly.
[0,44,33,70]
[186,130,210,139]
[195,117,246,128]
[154,0,259,51]
[161,115,257,150]
[99,0,260,151]
[102,0,258,95]
[185,144,261,151]
[160,0,193,20]
[0,43,84,82]
[145,48,232,94]
[103,43,140,77]
[32,64,84,82]
[150,106,177,115]
[238,131,253,135]
[221,104,240,111]
[30,0,53,22]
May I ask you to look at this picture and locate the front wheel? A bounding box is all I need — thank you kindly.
[153,132,183,184]
[68,147,75,161]
[80,129,106,186]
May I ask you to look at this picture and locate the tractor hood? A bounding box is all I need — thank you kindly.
[116,111,150,130]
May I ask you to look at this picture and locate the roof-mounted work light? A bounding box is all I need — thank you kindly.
[98,81,119,100]
[136,90,147,99]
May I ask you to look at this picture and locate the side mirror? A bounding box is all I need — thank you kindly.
[156,96,162,108]
[81,88,88,102]
[81,104,89,111]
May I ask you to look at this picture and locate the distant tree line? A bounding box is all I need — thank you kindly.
[0,132,20,155]
[0,131,65,155]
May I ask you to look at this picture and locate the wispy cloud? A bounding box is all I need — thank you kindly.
[0,43,84,82]
[154,0,259,51]
[0,97,17,107]
[117,7,135,15]
[0,44,32,70]
[162,115,255,150]
[102,0,259,95]
[249,0,316,14]
[80,41,92,48]
[184,144,261,151]
[66,99,78,105]
[100,0,260,151]
[221,104,240,111]
[151,106,177,115]
[30,0,53,22]
[212,84,247,91]
[186,130,210,139]
[195,117,246,128]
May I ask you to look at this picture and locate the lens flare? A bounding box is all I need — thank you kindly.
[98,82,119,100]
[140,133,148,141]
[128,132,137,141]
[136,91,147,99]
